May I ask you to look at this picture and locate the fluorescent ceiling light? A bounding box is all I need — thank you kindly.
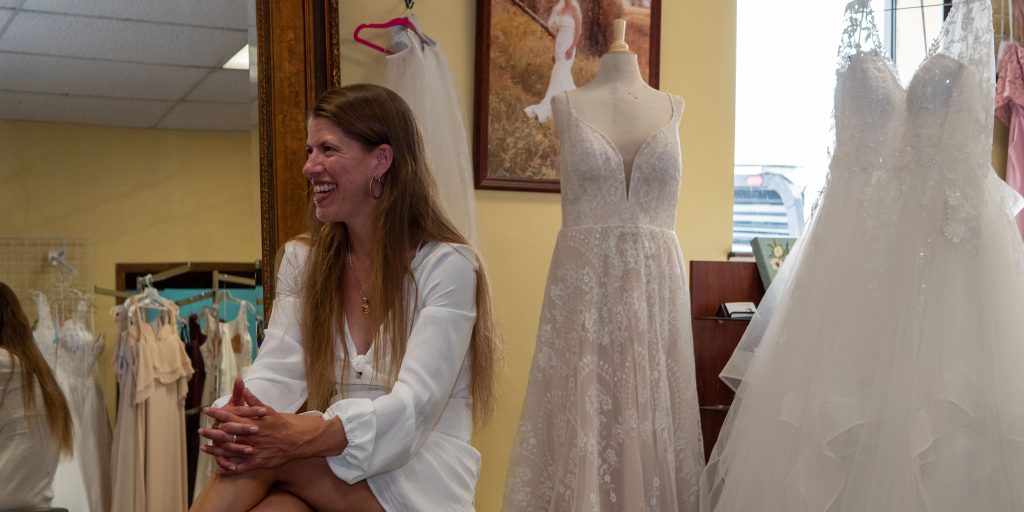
[223,44,250,70]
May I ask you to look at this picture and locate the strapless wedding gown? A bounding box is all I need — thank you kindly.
[703,2,1024,510]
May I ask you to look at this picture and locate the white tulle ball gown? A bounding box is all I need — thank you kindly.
[702,1,1024,511]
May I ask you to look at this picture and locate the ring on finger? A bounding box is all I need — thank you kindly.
[232,434,238,443]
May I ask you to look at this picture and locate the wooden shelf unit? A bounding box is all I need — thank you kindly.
[689,260,765,460]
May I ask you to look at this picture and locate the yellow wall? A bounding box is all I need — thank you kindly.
[0,119,260,418]
[339,1,736,509]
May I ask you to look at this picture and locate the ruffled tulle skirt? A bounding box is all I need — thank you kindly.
[703,169,1024,512]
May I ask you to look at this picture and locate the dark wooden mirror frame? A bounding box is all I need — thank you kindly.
[256,0,340,310]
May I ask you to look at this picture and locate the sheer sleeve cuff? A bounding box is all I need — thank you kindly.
[323,398,377,483]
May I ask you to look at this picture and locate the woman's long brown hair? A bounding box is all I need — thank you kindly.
[0,282,73,455]
[299,84,498,425]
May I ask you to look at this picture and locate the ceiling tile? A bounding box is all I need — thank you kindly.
[22,0,248,30]
[0,11,245,67]
[157,101,253,132]
[0,8,14,27]
[0,90,172,127]
[0,2,21,9]
[185,69,253,103]
[0,52,209,100]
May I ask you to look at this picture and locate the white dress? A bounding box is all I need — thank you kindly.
[30,294,112,512]
[386,21,478,243]
[50,318,111,512]
[0,348,60,509]
[524,8,578,122]
[504,92,703,511]
[214,240,482,511]
[193,306,253,499]
[702,2,1024,511]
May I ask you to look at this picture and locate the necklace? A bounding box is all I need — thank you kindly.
[347,248,369,315]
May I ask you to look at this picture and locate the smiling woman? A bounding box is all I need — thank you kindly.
[190,84,499,512]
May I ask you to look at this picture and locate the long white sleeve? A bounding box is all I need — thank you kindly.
[212,241,310,413]
[323,245,478,483]
[212,242,479,485]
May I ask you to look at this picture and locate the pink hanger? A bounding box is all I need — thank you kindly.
[353,16,417,55]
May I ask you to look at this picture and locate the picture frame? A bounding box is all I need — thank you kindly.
[473,0,662,192]
[750,237,798,289]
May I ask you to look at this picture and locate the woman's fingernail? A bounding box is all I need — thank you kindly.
[258,408,267,414]
[245,447,254,454]
[249,426,258,433]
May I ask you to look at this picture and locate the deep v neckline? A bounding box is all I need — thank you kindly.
[565,92,676,201]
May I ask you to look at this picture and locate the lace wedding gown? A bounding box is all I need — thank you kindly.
[703,2,1024,511]
[504,92,703,511]
[525,6,578,122]
[32,295,112,512]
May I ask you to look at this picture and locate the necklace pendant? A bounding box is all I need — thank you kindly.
[361,298,369,315]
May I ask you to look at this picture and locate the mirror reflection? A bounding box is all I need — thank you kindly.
[0,1,260,510]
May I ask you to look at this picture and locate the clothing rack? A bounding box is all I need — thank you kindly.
[176,290,215,307]
[94,263,195,300]
[137,263,192,290]
[213,271,257,288]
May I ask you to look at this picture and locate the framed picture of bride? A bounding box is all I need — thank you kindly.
[474,0,662,192]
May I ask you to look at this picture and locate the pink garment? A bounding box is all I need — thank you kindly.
[996,43,1024,236]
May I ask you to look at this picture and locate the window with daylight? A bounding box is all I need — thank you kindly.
[731,0,949,255]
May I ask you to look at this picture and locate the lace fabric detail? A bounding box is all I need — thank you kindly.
[904,0,993,244]
[836,0,893,75]
[504,93,703,511]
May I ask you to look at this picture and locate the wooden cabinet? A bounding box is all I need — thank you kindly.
[689,261,765,460]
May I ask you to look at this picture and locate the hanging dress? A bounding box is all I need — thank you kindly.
[192,304,253,499]
[996,41,1024,237]
[702,2,1024,510]
[386,20,478,243]
[50,317,111,512]
[110,298,193,512]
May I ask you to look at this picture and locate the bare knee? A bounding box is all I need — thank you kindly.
[249,487,313,512]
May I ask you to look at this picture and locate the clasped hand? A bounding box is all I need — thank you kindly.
[199,377,310,476]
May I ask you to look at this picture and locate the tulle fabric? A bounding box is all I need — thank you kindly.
[703,1,1024,510]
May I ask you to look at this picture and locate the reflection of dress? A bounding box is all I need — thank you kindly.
[51,321,111,512]
[193,307,253,500]
[505,92,703,511]
[31,295,112,512]
[525,10,578,122]
[703,2,1024,511]
[111,298,194,512]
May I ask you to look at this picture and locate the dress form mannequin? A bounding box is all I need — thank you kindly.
[505,19,703,511]
[552,19,678,188]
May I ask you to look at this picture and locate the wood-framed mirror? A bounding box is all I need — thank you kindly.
[256,0,340,310]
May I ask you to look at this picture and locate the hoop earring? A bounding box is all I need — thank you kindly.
[369,175,385,200]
